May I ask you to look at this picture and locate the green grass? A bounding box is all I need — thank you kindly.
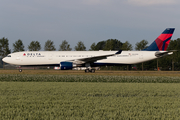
[1,82,180,119]
[0,74,180,83]
[1,72,180,119]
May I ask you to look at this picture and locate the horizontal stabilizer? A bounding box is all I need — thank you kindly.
[155,50,177,57]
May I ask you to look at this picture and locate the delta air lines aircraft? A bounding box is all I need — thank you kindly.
[2,28,175,73]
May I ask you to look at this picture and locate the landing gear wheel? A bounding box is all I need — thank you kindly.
[85,69,89,73]
[19,69,22,72]
[90,69,95,73]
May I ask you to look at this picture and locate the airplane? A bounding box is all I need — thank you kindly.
[2,28,175,73]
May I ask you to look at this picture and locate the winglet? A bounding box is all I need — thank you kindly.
[115,50,122,54]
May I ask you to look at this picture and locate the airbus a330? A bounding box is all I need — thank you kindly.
[2,28,175,73]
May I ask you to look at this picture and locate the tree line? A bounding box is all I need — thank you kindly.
[0,37,180,70]
[0,38,135,57]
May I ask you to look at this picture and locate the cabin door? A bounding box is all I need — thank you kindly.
[48,54,53,60]
[139,53,143,59]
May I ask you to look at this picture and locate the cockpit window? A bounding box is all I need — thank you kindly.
[7,55,11,57]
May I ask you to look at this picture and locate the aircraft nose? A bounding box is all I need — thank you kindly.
[2,57,6,63]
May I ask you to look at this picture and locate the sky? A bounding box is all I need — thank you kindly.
[0,0,180,51]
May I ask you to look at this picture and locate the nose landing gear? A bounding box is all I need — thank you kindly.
[18,66,22,72]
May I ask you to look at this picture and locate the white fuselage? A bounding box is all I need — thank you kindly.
[2,51,161,66]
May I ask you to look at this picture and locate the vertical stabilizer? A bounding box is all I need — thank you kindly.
[143,28,175,51]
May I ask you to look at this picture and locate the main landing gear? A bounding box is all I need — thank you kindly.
[84,63,95,73]
[85,69,95,73]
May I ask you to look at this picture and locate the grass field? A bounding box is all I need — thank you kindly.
[1,69,180,77]
[1,82,180,119]
[0,70,180,119]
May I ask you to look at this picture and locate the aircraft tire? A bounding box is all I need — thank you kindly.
[85,69,89,73]
[91,69,95,73]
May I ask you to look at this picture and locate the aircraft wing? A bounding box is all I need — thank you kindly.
[69,50,122,64]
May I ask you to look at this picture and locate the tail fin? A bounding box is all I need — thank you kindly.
[143,28,175,51]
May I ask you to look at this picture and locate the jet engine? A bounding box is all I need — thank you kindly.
[60,62,77,70]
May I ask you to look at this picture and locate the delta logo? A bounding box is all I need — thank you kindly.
[23,53,41,56]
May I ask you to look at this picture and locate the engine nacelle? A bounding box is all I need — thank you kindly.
[60,62,76,70]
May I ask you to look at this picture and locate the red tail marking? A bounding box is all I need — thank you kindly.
[155,34,173,51]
